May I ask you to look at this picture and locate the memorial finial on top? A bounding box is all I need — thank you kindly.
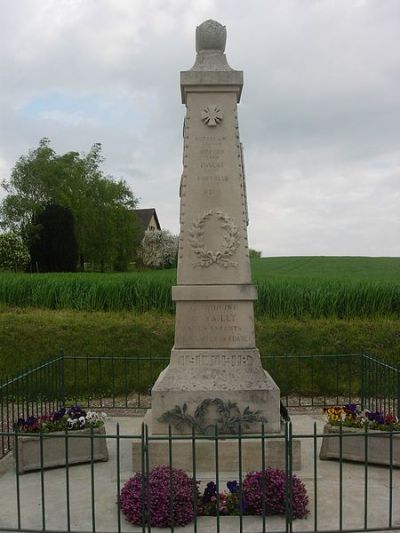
[191,19,233,72]
[181,19,243,103]
[196,19,226,53]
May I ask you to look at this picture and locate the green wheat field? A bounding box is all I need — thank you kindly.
[0,257,399,318]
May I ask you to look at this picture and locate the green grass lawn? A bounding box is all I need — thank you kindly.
[0,257,399,383]
[0,307,398,380]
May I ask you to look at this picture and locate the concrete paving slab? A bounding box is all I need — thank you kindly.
[0,413,399,532]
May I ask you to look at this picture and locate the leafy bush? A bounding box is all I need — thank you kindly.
[120,465,196,527]
[0,232,30,271]
[249,249,262,258]
[243,467,309,518]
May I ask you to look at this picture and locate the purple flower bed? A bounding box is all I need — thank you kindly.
[14,405,106,433]
[120,465,309,527]
[243,467,309,519]
[120,465,195,527]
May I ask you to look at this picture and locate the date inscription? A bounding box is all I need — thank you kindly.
[175,353,254,367]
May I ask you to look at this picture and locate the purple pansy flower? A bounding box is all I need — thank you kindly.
[227,480,239,494]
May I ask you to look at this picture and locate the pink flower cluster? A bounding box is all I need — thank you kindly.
[243,467,309,519]
[119,465,195,527]
[120,465,310,527]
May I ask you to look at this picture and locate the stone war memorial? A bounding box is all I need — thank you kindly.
[2,18,400,533]
[133,19,300,472]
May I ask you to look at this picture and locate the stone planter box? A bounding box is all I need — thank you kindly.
[319,424,400,467]
[15,426,109,474]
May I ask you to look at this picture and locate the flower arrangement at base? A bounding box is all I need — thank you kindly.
[320,404,400,466]
[119,465,196,527]
[13,404,109,474]
[120,466,309,527]
[189,474,309,519]
[242,468,309,519]
[14,405,107,433]
[324,404,400,432]
[200,480,246,516]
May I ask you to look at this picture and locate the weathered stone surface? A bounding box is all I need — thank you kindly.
[150,19,281,438]
[152,357,281,434]
[319,424,400,467]
[133,416,301,472]
[153,351,275,390]
[180,20,243,102]
[172,285,257,349]
[15,426,109,474]
[171,284,257,300]
[177,91,250,284]
[152,353,281,434]
[196,19,227,53]
[174,302,256,349]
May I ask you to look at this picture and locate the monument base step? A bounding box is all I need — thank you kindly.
[131,410,301,474]
[151,352,282,434]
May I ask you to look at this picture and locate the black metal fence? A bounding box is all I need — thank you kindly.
[1,353,399,460]
[361,354,400,416]
[0,421,399,532]
[0,353,399,532]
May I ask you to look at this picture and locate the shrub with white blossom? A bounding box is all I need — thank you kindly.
[139,230,178,269]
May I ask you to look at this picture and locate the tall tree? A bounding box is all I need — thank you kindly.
[30,204,79,272]
[0,138,140,270]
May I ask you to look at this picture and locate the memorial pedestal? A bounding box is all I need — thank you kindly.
[151,351,281,435]
[132,415,302,474]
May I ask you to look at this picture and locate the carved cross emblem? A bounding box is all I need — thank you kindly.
[201,105,223,127]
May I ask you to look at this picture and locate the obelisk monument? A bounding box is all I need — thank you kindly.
[150,19,280,435]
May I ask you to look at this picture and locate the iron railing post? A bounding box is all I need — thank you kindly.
[396,363,400,419]
[284,421,289,533]
[360,354,366,411]
[144,424,150,533]
[60,351,66,407]
[116,423,121,533]
[140,423,146,532]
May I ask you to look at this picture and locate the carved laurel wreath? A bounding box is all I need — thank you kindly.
[188,210,240,268]
[158,398,267,435]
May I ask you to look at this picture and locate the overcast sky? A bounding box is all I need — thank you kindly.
[0,0,399,256]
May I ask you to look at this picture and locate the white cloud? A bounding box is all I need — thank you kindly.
[0,0,399,256]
